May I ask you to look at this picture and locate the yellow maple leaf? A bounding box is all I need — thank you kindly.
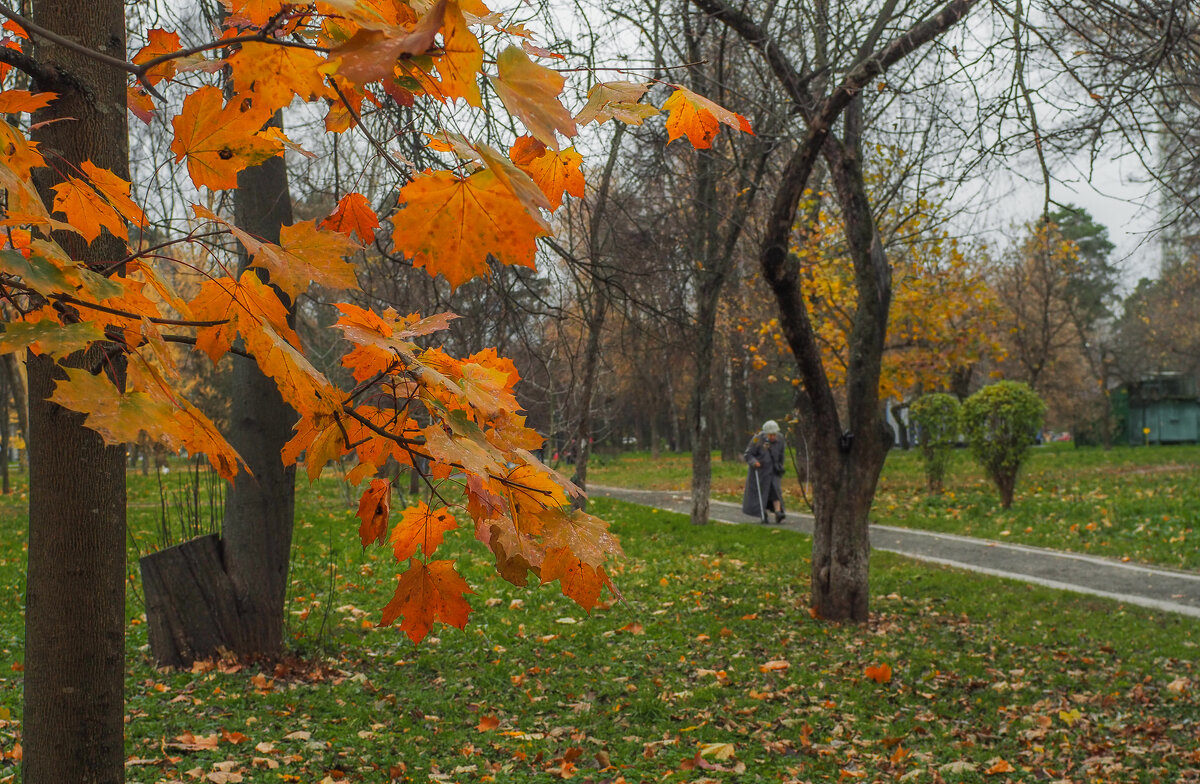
[490,45,576,149]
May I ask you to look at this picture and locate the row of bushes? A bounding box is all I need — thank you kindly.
[909,381,1046,508]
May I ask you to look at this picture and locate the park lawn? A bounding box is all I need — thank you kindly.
[0,471,1195,782]
[589,445,1200,570]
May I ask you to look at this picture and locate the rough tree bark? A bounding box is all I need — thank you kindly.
[23,0,128,780]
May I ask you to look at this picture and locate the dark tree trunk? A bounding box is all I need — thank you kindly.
[24,0,129,779]
[688,317,717,525]
[0,355,25,474]
[571,293,607,501]
[140,115,298,666]
[220,115,298,658]
[1,369,8,495]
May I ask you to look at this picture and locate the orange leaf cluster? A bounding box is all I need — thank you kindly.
[0,0,754,645]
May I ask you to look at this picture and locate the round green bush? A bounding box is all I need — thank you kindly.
[909,393,961,494]
[960,381,1046,508]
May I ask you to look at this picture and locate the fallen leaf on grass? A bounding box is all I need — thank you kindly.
[758,660,789,672]
[1166,676,1190,695]
[477,715,499,732]
[698,742,735,760]
[169,732,220,751]
[618,622,644,634]
[985,758,1015,775]
[865,662,893,683]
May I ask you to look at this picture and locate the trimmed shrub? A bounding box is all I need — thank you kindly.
[909,393,961,494]
[960,381,1046,508]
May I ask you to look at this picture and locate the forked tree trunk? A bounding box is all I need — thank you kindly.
[24,1,129,780]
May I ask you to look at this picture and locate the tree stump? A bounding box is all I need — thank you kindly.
[139,535,245,668]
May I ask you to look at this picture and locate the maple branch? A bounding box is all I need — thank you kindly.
[159,333,252,360]
[132,35,328,78]
[341,407,558,500]
[327,79,412,181]
[109,229,228,277]
[45,292,228,328]
[0,41,57,89]
[0,4,136,77]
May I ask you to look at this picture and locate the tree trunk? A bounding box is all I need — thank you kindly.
[24,0,129,779]
[3,352,28,473]
[688,328,715,526]
[1,369,9,495]
[571,293,607,501]
[220,114,298,658]
[139,115,298,667]
[809,450,880,620]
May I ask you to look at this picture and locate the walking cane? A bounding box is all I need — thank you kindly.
[754,469,767,524]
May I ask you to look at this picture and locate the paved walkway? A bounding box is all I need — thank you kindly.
[590,485,1200,619]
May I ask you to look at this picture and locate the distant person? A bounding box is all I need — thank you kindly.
[742,420,786,524]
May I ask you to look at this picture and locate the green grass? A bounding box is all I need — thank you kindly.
[590,445,1200,569]
[0,467,1197,782]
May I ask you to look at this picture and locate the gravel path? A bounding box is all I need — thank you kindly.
[590,484,1200,619]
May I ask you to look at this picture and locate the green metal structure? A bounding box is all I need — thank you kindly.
[1121,373,1200,445]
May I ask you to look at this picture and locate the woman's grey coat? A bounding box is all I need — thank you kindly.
[741,431,785,520]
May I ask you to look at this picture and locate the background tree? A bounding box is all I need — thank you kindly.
[694,0,983,620]
[910,393,960,494]
[961,381,1046,509]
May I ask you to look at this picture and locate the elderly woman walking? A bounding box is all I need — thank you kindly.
[742,420,786,524]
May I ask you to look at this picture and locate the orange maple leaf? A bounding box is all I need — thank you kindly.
[228,41,332,113]
[328,0,445,85]
[357,478,392,546]
[254,219,361,300]
[662,86,753,149]
[476,715,500,732]
[433,2,482,106]
[539,507,622,568]
[391,169,547,289]
[132,28,181,86]
[194,205,359,300]
[80,161,147,228]
[490,46,576,149]
[170,85,282,190]
[380,558,473,644]
[509,136,585,211]
[984,759,1014,775]
[50,178,126,243]
[225,0,287,26]
[188,273,298,364]
[540,546,611,612]
[389,501,459,561]
[0,90,56,114]
[321,192,380,244]
[864,662,893,683]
